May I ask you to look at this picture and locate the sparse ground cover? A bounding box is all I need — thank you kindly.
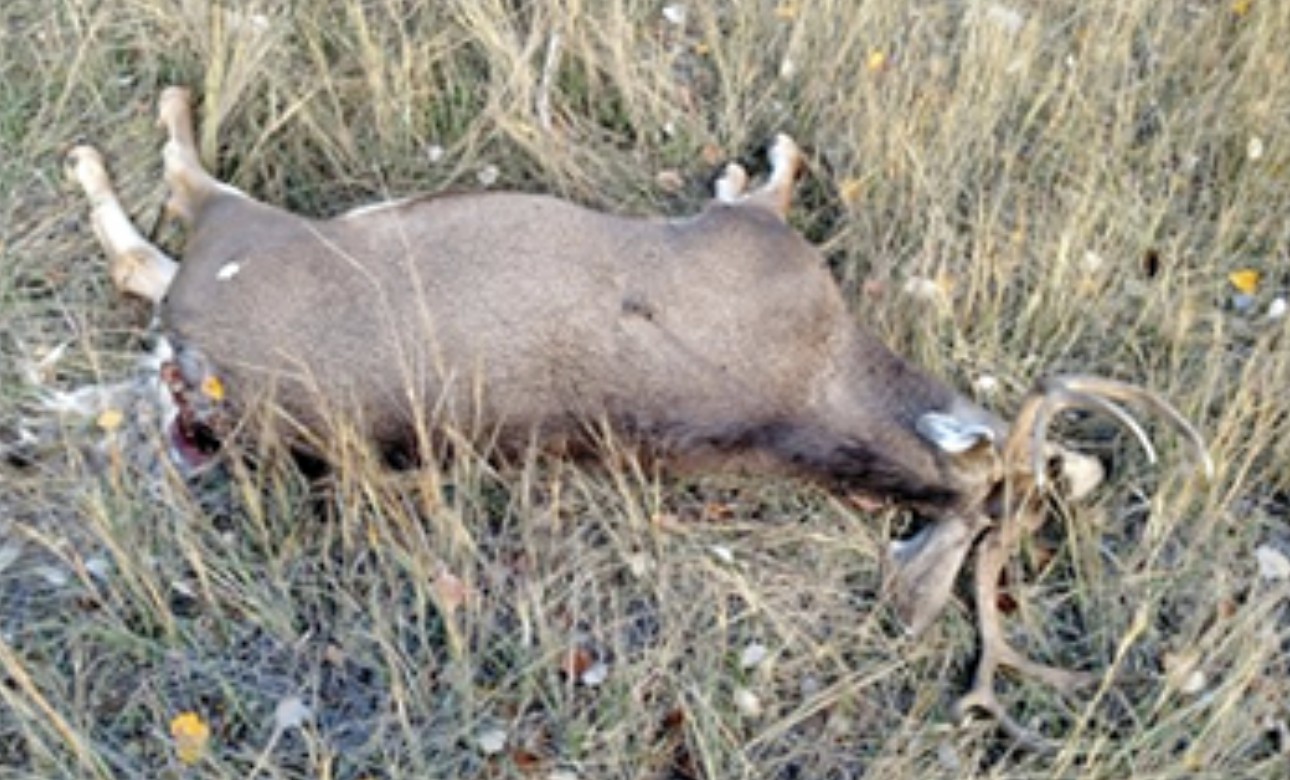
[1,1,1288,778]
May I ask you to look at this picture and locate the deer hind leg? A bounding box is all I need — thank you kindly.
[67,146,176,304]
[157,86,240,225]
[716,134,802,219]
[713,162,749,203]
[747,134,802,218]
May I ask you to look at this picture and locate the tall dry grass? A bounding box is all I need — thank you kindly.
[1,1,1288,778]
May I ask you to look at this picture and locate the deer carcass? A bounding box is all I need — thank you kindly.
[68,87,1211,748]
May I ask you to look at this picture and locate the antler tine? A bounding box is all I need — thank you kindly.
[1009,375,1213,491]
[1028,390,1157,490]
[1054,375,1214,479]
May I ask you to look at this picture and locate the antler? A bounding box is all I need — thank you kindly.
[955,375,1212,750]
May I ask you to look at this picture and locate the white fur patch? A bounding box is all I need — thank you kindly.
[217,262,241,281]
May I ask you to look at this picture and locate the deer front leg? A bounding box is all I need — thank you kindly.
[67,146,176,304]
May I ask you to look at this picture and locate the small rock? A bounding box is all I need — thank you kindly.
[709,545,735,565]
[477,165,500,187]
[475,726,508,755]
[1255,544,1290,582]
[580,661,610,687]
[662,4,687,26]
[1247,136,1265,161]
[274,696,312,731]
[739,643,769,670]
[1267,297,1287,321]
[35,566,68,587]
[733,687,762,717]
[425,144,445,163]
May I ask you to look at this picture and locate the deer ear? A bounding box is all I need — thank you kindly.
[916,412,995,455]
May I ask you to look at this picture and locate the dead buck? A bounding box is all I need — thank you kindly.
[69,87,1211,749]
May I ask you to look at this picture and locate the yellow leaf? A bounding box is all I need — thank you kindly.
[200,375,225,401]
[1229,269,1261,294]
[96,408,124,432]
[170,711,211,765]
[838,177,864,205]
[1232,0,1253,17]
[774,3,798,20]
[867,50,888,73]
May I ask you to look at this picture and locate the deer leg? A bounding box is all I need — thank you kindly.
[744,134,802,218]
[66,146,176,303]
[157,86,238,225]
[714,162,749,203]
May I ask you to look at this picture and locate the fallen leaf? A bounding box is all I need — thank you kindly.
[774,2,799,21]
[96,408,124,432]
[1232,0,1253,18]
[170,711,211,765]
[201,375,225,401]
[1229,268,1261,295]
[563,646,594,679]
[838,177,863,205]
[655,170,684,193]
[866,49,888,73]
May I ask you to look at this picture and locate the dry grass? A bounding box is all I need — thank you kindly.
[2,1,1289,778]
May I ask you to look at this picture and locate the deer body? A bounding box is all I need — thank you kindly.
[168,175,990,507]
[69,87,1209,750]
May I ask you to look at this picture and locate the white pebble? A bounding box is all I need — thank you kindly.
[739,643,769,670]
[425,144,445,163]
[477,165,500,187]
[709,545,735,565]
[580,661,610,687]
[733,687,762,717]
[1267,297,1287,321]
[972,374,1000,395]
[1255,544,1290,582]
[1247,136,1265,161]
[662,4,687,26]
[274,696,313,731]
[475,726,508,755]
[984,4,1024,34]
